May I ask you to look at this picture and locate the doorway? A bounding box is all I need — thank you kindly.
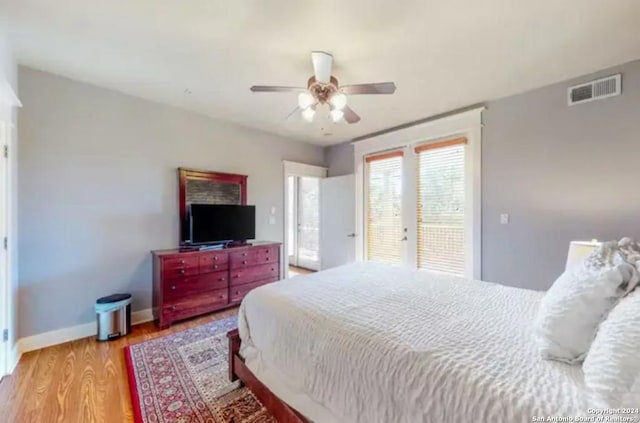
[287,175,321,272]
[283,161,327,278]
[353,108,483,278]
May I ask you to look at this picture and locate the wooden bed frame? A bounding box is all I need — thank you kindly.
[227,329,309,423]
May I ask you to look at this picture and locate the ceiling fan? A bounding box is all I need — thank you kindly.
[250,51,396,124]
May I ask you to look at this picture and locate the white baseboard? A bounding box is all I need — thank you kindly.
[7,342,20,374]
[15,308,154,359]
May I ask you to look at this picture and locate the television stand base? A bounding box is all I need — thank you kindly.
[226,240,251,248]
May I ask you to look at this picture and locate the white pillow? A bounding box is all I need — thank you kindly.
[533,241,634,363]
[583,288,640,408]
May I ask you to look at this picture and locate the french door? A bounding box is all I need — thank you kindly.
[364,138,470,276]
[288,175,321,271]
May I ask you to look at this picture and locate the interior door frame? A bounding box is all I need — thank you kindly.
[0,122,10,377]
[282,161,327,278]
[353,107,484,279]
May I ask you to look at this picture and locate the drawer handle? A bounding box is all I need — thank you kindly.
[180,260,185,264]
[242,260,247,264]
[170,305,176,311]
[271,268,274,271]
[214,256,218,261]
[170,285,176,290]
[219,277,226,281]
[233,274,240,279]
[214,265,218,269]
[235,291,240,295]
[179,269,185,274]
[265,257,270,261]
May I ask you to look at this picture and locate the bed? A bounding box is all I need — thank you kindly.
[229,262,589,423]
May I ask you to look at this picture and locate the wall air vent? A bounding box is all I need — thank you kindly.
[568,74,621,106]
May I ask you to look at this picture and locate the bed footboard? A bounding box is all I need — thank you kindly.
[226,329,308,423]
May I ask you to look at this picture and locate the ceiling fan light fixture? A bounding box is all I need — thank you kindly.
[298,92,315,109]
[329,92,347,110]
[330,109,344,122]
[302,107,315,122]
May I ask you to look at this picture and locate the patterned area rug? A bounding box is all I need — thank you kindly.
[124,316,276,423]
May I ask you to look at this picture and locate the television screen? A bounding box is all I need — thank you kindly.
[190,204,256,244]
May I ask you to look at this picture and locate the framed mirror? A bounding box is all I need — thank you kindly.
[178,168,248,244]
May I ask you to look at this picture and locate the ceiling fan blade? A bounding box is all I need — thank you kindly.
[311,51,333,84]
[340,82,396,95]
[250,86,307,93]
[343,105,361,124]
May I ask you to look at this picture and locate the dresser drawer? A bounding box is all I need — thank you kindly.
[229,250,255,269]
[163,289,228,320]
[252,246,279,265]
[230,263,279,287]
[162,255,200,278]
[199,251,229,273]
[229,246,279,269]
[230,277,278,303]
[163,271,228,301]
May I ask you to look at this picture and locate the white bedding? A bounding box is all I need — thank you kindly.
[238,262,589,423]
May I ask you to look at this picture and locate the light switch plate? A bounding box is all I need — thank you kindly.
[268,216,276,225]
[270,206,276,215]
[500,213,510,225]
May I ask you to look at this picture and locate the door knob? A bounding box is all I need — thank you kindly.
[347,233,356,238]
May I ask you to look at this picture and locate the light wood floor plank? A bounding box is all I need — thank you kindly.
[0,308,238,423]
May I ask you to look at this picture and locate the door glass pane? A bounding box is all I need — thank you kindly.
[366,154,403,264]
[417,143,465,275]
[297,177,320,268]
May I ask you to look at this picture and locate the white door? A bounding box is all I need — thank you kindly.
[364,151,407,265]
[360,137,475,276]
[320,175,356,269]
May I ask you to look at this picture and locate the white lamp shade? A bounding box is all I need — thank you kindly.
[298,92,314,109]
[301,107,315,122]
[330,109,344,122]
[329,92,347,110]
[566,240,600,270]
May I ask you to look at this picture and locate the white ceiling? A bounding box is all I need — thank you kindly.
[1,1,639,146]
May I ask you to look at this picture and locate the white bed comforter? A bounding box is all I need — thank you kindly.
[238,262,588,423]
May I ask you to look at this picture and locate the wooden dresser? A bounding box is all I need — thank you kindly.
[152,241,281,328]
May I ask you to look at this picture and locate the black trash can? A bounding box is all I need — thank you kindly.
[95,293,132,341]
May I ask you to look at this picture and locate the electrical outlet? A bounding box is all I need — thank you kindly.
[500,213,510,225]
[268,216,276,225]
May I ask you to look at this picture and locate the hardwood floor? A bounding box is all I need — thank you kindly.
[0,308,237,423]
[288,266,315,277]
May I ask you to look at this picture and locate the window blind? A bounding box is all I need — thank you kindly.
[366,151,403,264]
[415,138,467,275]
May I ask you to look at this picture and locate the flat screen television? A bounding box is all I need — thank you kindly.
[189,204,256,244]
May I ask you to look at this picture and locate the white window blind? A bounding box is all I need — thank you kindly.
[366,151,403,264]
[415,138,467,275]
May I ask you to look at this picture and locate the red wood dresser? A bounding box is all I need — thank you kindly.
[152,241,281,328]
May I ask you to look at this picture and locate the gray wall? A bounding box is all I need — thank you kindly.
[325,142,354,177]
[18,67,324,338]
[324,59,640,290]
[482,60,640,290]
